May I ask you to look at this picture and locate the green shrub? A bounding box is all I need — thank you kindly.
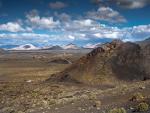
[136,102,149,112]
[109,108,126,113]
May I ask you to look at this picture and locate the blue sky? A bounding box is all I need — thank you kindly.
[0,0,150,49]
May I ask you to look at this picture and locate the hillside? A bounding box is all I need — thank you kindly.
[42,45,63,50]
[47,39,150,86]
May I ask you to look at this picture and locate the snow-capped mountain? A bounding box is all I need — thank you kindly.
[84,43,102,49]
[63,43,80,49]
[11,44,39,50]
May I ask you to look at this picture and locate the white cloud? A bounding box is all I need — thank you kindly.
[1,19,150,43]
[92,24,150,41]
[112,0,150,9]
[87,6,126,23]
[93,0,150,9]
[84,43,94,48]
[0,22,25,32]
[63,19,100,32]
[122,24,150,41]
[0,33,75,42]
[0,8,150,46]
[0,24,150,47]
[68,35,75,40]
[74,19,94,26]
[93,31,123,39]
[54,12,71,22]
[26,14,60,29]
[49,1,67,9]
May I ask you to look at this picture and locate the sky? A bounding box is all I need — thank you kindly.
[0,0,150,49]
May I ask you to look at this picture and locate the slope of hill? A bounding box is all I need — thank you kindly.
[47,39,150,86]
[42,45,63,50]
[137,37,150,47]
[139,38,150,78]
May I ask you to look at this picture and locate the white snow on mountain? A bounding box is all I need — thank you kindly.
[11,44,39,50]
[84,43,102,49]
[63,43,80,49]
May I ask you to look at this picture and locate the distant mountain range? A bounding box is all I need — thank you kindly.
[6,43,85,50]
[0,42,109,51]
[2,38,150,51]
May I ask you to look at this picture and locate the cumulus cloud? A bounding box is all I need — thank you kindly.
[93,32,122,39]
[54,12,71,22]
[26,10,60,30]
[49,1,68,9]
[91,0,150,9]
[0,33,75,42]
[111,0,150,9]
[0,8,150,47]
[87,6,127,23]
[90,24,150,41]
[0,22,26,32]
[0,14,149,44]
[122,24,150,41]
[63,19,100,32]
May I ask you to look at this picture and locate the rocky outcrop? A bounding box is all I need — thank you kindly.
[111,42,144,81]
[49,59,72,64]
[47,39,150,86]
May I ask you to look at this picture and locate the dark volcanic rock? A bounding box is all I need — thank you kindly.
[136,38,150,79]
[111,42,145,81]
[47,39,150,86]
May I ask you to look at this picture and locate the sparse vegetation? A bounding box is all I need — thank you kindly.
[130,92,144,101]
[93,100,101,108]
[136,102,149,112]
[109,107,126,113]
[88,93,97,100]
[0,40,150,113]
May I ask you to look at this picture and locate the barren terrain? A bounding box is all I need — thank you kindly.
[0,49,150,113]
